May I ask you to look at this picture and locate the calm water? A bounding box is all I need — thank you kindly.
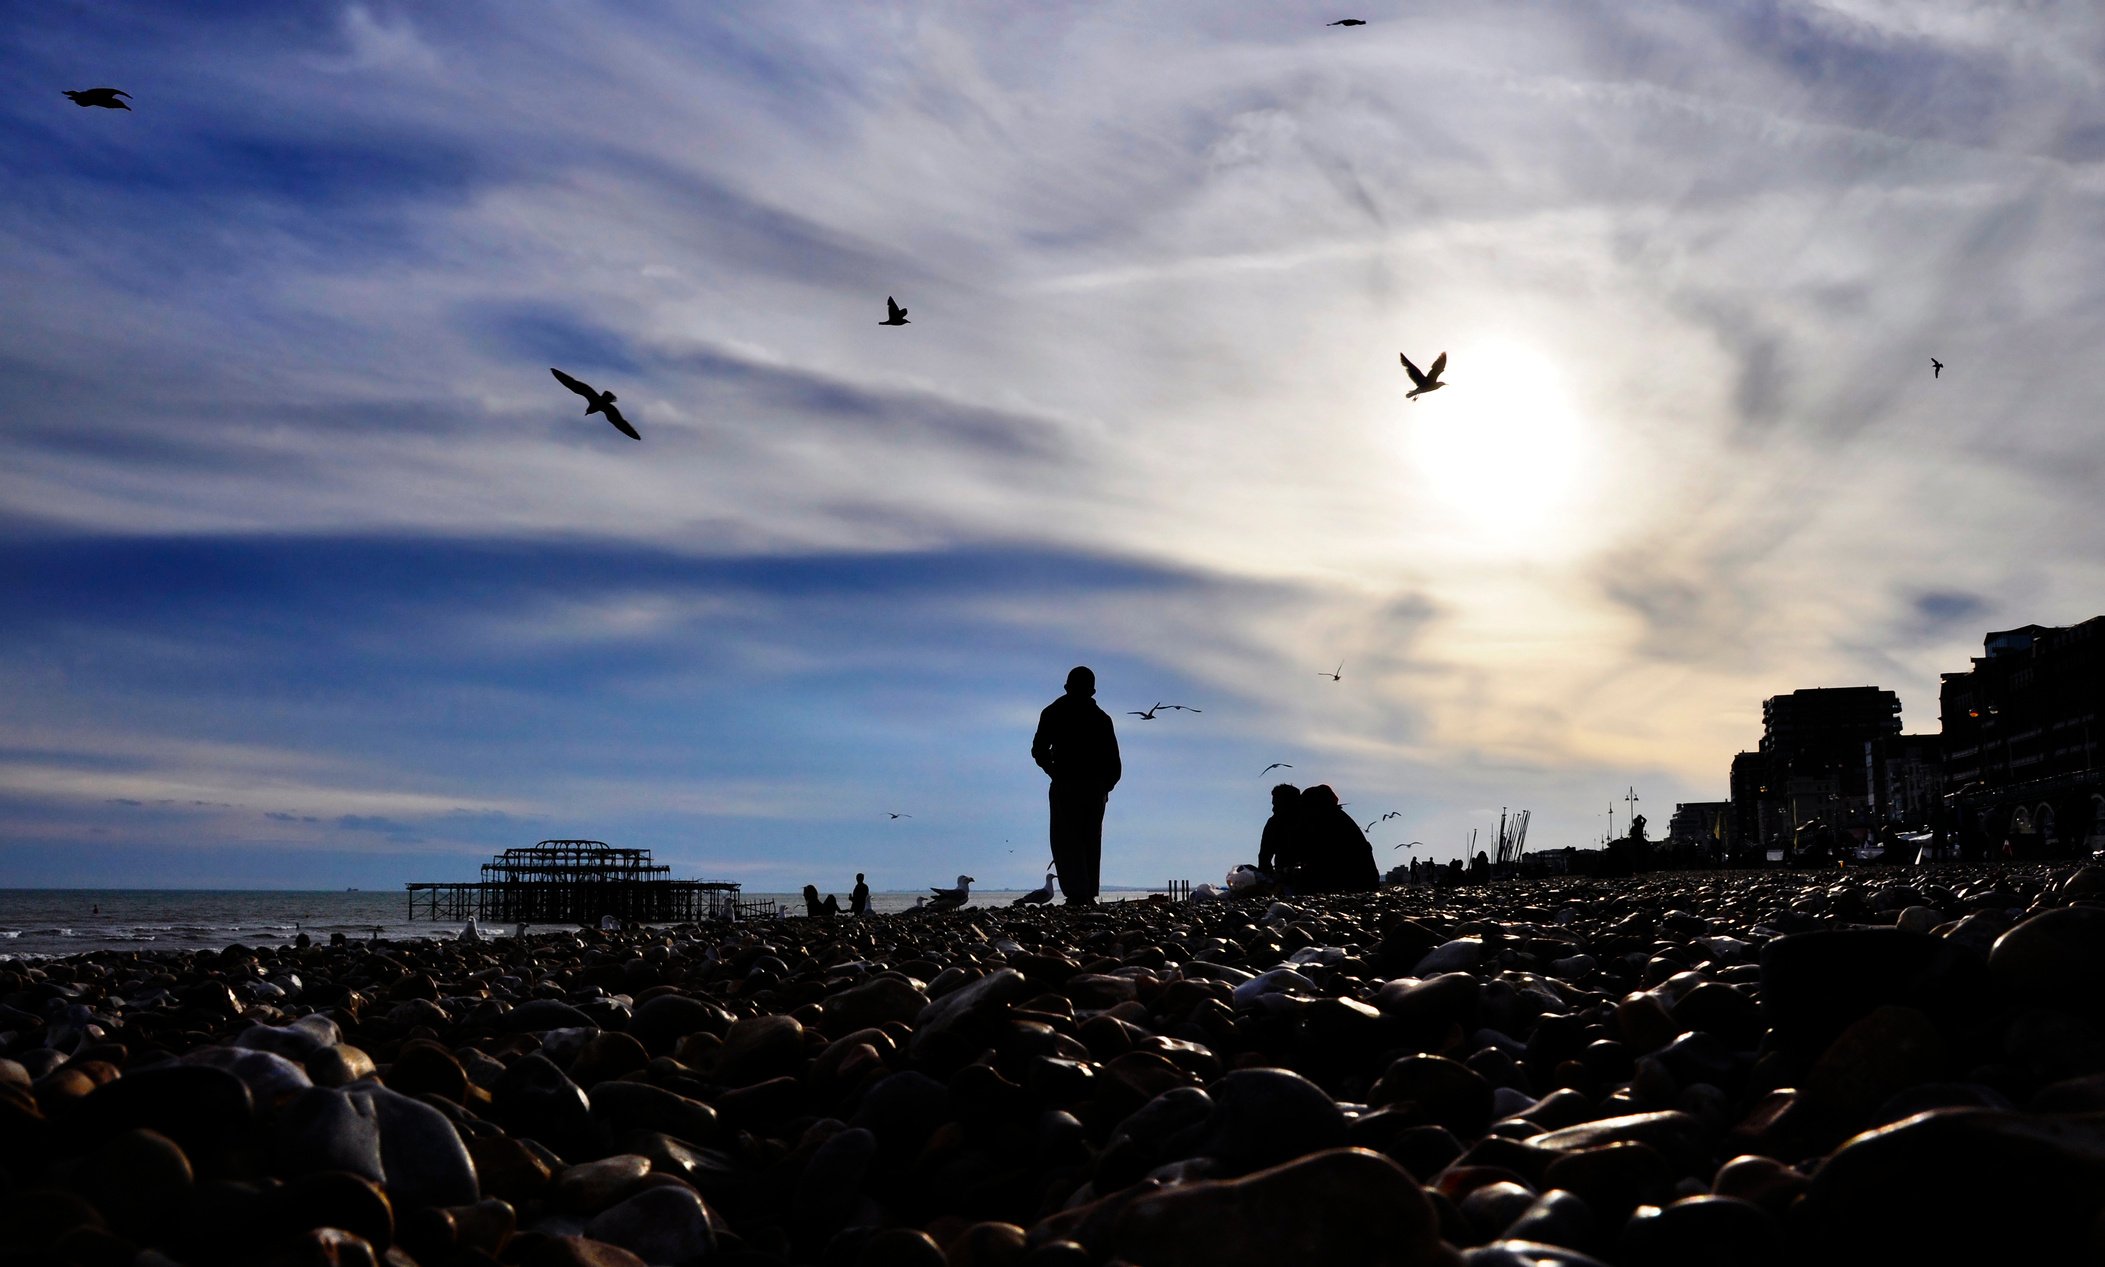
[0,887,1141,959]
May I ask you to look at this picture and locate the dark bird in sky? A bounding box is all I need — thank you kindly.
[1013,867,1056,905]
[1129,703,1200,719]
[1394,840,1424,850]
[927,874,974,911]
[1932,357,1944,379]
[1320,663,1344,681]
[887,812,912,819]
[1260,762,1293,777]
[1327,19,1367,25]
[1401,351,1448,400]
[64,88,131,109]
[881,296,910,326]
[549,368,641,440]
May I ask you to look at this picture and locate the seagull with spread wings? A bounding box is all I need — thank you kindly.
[1320,663,1344,682]
[1327,18,1366,26]
[549,368,641,440]
[880,296,910,326]
[1260,762,1293,777]
[1931,357,1944,379]
[1401,351,1448,401]
[64,88,131,109]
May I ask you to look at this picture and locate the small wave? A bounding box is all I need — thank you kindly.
[0,931,18,939]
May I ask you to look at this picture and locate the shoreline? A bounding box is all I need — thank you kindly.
[4,860,2102,1264]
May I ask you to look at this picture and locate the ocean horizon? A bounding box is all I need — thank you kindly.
[0,885,1167,960]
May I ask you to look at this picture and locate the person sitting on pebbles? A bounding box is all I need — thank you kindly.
[1297,784,1379,893]
[802,885,842,917]
[1256,782,1305,893]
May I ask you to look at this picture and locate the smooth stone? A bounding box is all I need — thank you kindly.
[67,1062,255,1170]
[1166,1067,1347,1175]
[912,968,1031,1061]
[466,1135,554,1203]
[1528,1111,1710,1172]
[1894,905,1944,935]
[710,1013,806,1087]
[551,1155,653,1215]
[567,1032,649,1088]
[503,1231,648,1267]
[1759,929,1974,1059]
[503,999,601,1033]
[1710,1154,1806,1216]
[1619,1195,1777,1267]
[1370,1055,1495,1138]
[582,1183,716,1265]
[385,1040,471,1102]
[1416,939,1487,975]
[275,1086,384,1183]
[232,1014,341,1060]
[1989,905,2105,1003]
[1799,1005,1945,1132]
[1501,1188,1595,1250]
[176,1046,315,1105]
[856,1227,947,1267]
[850,1071,953,1165]
[1375,974,1479,1032]
[1792,1107,2105,1262]
[1230,968,1318,1006]
[82,1128,193,1240]
[822,976,929,1034]
[1111,1147,1461,1267]
[626,994,732,1054]
[344,1081,479,1208]
[270,1170,394,1250]
[789,1125,876,1246]
[946,1220,1028,1267]
[587,1079,720,1147]
[490,1054,600,1162]
[1461,1243,1613,1266]
[1538,1142,1678,1220]
[305,1044,377,1089]
[0,1186,106,1251]
[1458,1180,1540,1243]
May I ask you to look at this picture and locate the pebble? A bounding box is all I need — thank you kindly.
[9,859,2105,1265]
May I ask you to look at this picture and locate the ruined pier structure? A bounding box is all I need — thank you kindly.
[406,839,751,926]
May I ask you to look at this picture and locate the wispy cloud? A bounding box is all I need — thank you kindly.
[5,2,2105,883]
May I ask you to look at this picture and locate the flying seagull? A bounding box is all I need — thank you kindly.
[1327,19,1366,26]
[1164,704,1202,713]
[926,874,974,911]
[1931,357,1943,379]
[64,88,131,110]
[1400,351,1448,401]
[1013,867,1056,905]
[549,368,641,440]
[881,296,909,326]
[887,812,912,819]
[1320,663,1344,682]
[1260,762,1293,777]
[1393,840,1424,851]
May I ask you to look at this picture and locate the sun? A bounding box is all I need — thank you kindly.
[1395,341,1591,553]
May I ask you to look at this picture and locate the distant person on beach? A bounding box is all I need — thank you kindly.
[850,873,870,916]
[1257,782,1304,889]
[802,885,842,917]
[1032,665,1122,905]
[1297,784,1378,892]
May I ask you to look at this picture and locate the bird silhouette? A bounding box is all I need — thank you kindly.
[1327,19,1366,26]
[1164,704,1202,713]
[881,296,909,326]
[1931,357,1944,379]
[1393,840,1424,850]
[1320,663,1344,681]
[1013,867,1056,905]
[1401,351,1448,400]
[549,368,641,440]
[886,812,912,820]
[926,874,974,911]
[1260,762,1293,777]
[64,88,131,110]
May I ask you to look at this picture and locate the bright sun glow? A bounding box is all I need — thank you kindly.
[1397,341,1591,553]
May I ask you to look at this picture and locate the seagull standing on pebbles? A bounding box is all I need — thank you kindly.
[926,874,974,911]
[1013,868,1056,905]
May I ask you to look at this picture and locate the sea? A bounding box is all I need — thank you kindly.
[0,887,1157,960]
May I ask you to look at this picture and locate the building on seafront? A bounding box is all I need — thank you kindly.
[1745,686,1903,847]
[1668,800,1733,851]
[1939,619,2105,855]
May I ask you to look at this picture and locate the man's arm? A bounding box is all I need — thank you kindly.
[1032,706,1057,777]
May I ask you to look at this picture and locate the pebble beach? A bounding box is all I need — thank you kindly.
[7,861,2105,1267]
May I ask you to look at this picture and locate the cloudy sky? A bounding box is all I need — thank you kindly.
[5,1,2105,891]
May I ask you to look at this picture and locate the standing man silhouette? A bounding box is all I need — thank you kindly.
[1032,665,1122,905]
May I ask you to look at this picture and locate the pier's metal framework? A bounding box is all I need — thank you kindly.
[406,840,752,925]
